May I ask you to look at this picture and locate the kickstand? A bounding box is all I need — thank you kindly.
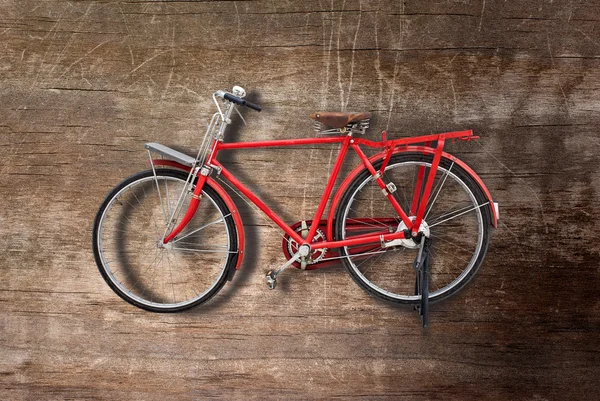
[413,236,433,328]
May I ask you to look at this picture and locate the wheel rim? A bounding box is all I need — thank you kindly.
[341,160,485,301]
[97,174,232,309]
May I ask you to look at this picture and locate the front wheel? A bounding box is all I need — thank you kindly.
[92,169,238,312]
[335,153,491,304]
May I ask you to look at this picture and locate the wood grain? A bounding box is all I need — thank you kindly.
[1,0,598,399]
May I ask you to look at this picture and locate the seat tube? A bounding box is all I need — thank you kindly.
[305,135,351,242]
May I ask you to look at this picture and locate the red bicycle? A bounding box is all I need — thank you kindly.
[92,86,498,324]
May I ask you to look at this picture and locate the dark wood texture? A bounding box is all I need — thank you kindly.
[1,0,599,399]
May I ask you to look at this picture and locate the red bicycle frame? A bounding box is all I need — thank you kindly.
[159,129,490,261]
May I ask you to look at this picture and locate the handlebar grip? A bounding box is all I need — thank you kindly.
[223,92,243,105]
[244,100,262,112]
[223,92,262,112]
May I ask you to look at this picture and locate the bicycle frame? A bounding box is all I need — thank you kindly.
[96,86,499,318]
[160,128,482,256]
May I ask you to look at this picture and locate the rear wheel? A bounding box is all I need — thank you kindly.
[335,153,491,304]
[92,169,238,312]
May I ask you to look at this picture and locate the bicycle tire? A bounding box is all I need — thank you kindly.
[334,152,491,304]
[92,169,238,312]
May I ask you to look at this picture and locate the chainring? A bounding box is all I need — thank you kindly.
[286,226,327,265]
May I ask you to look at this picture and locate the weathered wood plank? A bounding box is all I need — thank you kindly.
[1,0,599,399]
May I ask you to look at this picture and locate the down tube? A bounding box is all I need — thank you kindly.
[210,160,305,244]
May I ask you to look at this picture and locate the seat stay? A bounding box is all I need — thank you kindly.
[350,143,413,228]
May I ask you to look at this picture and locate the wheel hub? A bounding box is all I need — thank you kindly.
[396,216,430,249]
[158,241,173,250]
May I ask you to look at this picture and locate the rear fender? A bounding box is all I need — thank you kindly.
[326,146,498,240]
[151,159,245,270]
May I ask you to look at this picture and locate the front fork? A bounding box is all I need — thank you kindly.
[162,170,208,244]
[162,100,235,244]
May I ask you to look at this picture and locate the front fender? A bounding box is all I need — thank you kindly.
[326,146,498,240]
[151,159,245,270]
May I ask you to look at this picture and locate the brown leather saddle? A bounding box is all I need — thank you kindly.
[309,112,371,129]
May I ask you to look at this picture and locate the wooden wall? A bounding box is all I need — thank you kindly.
[1,0,598,399]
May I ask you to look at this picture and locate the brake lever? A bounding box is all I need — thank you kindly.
[233,105,247,126]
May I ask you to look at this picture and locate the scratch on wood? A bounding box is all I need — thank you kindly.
[568,0,573,22]
[324,0,335,105]
[234,1,241,44]
[117,3,135,65]
[323,271,327,313]
[79,63,92,87]
[450,78,457,114]
[175,85,201,99]
[304,12,310,36]
[336,0,346,110]
[473,141,549,234]
[48,34,75,75]
[50,3,103,76]
[386,1,404,131]
[373,9,383,110]
[478,0,486,31]
[58,39,112,79]
[130,49,170,74]
[344,0,362,111]
[161,27,176,100]
[1,3,73,175]
[30,4,71,89]
[576,28,600,49]
[118,3,131,36]
[546,34,570,117]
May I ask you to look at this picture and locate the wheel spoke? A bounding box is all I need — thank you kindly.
[338,157,487,303]
[359,250,386,277]
[165,250,176,303]
[428,202,488,228]
[424,161,454,220]
[126,187,160,227]
[164,177,172,219]
[172,214,230,243]
[430,245,471,264]
[429,233,474,255]
[170,247,236,254]
[149,156,168,225]
[95,172,234,310]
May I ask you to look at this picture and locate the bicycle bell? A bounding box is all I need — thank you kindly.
[232,85,246,98]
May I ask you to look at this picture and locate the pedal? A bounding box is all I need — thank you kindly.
[265,270,277,290]
[265,245,307,290]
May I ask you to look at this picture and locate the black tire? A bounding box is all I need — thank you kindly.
[334,152,491,304]
[92,169,238,312]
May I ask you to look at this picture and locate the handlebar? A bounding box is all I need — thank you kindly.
[218,91,262,112]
